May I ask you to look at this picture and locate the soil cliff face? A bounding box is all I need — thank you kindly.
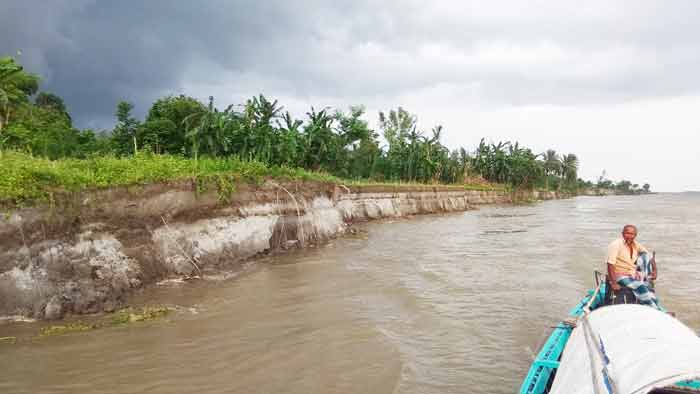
[0,181,560,320]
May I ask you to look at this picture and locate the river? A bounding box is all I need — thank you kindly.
[1,193,699,394]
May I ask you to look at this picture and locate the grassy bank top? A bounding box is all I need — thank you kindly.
[0,151,506,206]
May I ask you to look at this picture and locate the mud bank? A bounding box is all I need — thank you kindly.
[0,181,563,320]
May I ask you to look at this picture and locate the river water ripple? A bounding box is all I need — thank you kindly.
[2,194,699,393]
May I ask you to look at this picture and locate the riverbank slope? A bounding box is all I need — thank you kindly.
[0,178,567,320]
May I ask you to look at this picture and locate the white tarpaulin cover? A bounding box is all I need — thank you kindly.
[550,304,700,394]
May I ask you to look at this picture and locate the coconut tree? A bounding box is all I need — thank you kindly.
[560,153,579,186]
[542,149,561,190]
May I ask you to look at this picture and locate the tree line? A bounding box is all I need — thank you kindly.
[1,56,650,191]
[593,171,651,194]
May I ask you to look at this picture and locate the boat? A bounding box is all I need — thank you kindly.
[520,272,700,394]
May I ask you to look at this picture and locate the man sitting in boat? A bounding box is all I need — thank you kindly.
[605,224,659,308]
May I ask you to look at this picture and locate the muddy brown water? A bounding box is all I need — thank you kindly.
[2,194,699,394]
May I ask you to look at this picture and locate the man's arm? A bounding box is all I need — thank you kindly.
[606,241,621,290]
[607,261,620,290]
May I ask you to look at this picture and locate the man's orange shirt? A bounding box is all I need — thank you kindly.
[606,238,648,275]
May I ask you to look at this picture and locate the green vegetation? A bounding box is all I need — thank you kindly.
[39,321,96,336]
[0,56,651,203]
[111,306,171,325]
[1,150,341,204]
[1,57,107,158]
[37,306,172,338]
[0,336,17,344]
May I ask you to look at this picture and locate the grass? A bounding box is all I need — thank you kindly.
[1,150,507,206]
[0,150,340,205]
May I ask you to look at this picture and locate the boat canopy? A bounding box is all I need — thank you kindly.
[550,304,700,394]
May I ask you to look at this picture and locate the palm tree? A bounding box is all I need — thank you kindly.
[543,149,561,175]
[542,149,561,190]
[560,153,579,185]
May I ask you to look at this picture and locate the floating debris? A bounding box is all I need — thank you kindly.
[40,322,96,337]
[35,306,173,338]
[0,336,17,344]
[111,306,172,325]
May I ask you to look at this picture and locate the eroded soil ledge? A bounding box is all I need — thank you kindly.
[0,180,563,320]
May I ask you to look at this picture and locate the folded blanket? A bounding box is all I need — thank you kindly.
[616,252,660,309]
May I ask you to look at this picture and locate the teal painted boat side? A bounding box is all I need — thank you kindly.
[675,380,700,390]
[519,284,700,393]
[519,286,605,394]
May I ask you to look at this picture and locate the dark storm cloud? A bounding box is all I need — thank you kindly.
[1,0,331,127]
[3,0,700,128]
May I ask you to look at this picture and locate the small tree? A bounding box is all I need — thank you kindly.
[145,94,205,154]
[0,57,39,132]
[111,101,141,155]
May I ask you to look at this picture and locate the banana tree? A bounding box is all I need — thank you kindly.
[302,107,335,171]
[275,111,303,166]
[183,96,229,160]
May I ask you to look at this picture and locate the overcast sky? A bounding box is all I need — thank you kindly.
[2,0,699,191]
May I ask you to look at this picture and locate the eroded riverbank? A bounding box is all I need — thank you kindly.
[0,180,564,320]
[2,194,697,394]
